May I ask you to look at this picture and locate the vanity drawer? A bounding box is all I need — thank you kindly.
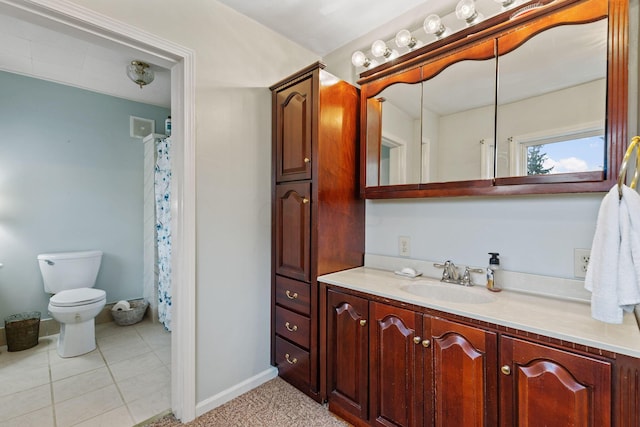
[275,275,310,315]
[275,336,310,388]
[275,306,310,349]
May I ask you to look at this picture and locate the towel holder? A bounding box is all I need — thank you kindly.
[617,135,640,199]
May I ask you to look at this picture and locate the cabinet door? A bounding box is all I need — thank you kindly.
[326,290,369,422]
[428,318,498,427]
[500,336,612,427]
[275,77,312,182]
[370,302,423,427]
[275,182,311,282]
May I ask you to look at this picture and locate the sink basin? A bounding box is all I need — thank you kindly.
[401,281,498,304]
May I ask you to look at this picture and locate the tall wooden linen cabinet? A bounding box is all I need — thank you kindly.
[270,62,364,401]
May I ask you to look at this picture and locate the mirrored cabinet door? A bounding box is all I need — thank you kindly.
[421,39,496,184]
[368,82,423,186]
[495,19,608,181]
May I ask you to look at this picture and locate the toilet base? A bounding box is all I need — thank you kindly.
[57,319,96,358]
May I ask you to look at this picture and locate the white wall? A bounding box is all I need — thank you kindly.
[66,0,319,405]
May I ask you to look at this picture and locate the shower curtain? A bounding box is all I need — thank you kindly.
[155,137,172,331]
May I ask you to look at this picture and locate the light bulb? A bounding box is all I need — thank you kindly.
[371,40,391,58]
[423,14,449,39]
[395,29,417,49]
[351,51,371,68]
[456,0,483,25]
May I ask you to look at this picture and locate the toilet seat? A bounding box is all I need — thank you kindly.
[50,288,106,307]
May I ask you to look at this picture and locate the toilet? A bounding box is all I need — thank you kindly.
[37,250,106,358]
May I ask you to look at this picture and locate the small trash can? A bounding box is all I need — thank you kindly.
[4,311,41,352]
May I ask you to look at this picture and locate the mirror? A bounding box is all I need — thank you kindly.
[495,20,608,179]
[421,40,496,183]
[360,0,626,198]
[371,82,423,186]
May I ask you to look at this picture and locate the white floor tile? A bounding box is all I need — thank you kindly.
[0,384,51,422]
[52,366,114,403]
[54,384,123,427]
[0,320,170,427]
[117,366,170,403]
[70,405,134,427]
[49,350,105,382]
[127,387,171,424]
[0,405,54,427]
[108,350,163,382]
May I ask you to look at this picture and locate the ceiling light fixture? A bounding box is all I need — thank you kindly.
[456,0,484,26]
[494,0,519,9]
[351,50,372,68]
[126,60,154,89]
[423,14,450,39]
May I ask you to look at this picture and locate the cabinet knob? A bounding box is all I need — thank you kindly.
[413,336,422,344]
[285,322,298,332]
[501,365,511,375]
[422,339,431,348]
[302,198,309,204]
[360,319,367,327]
[304,157,310,163]
[285,290,298,300]
[285,353,298,365]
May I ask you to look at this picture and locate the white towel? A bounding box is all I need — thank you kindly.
[585,184,640,323]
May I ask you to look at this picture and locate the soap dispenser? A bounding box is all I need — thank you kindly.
[486,252,502,292]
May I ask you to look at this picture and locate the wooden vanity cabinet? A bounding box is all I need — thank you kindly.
[270,62,364,401]
[323,284,621,426]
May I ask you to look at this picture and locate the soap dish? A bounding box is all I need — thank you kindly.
[394,269,422,278]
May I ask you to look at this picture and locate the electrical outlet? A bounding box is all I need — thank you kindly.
[573,248,591,278]
[398,236,411,257]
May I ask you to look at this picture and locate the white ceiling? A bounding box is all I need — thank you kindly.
[0,4,171,108]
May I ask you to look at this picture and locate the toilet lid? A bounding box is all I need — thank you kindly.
[50,288,106,307]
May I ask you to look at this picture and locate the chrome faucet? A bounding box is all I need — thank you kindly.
[434,261,484,286]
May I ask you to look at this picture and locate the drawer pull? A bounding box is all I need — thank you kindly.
[501,365,511,376]
[285,353,298,365]
[302,198,309,204]
[285,290,298,299]
[359,319,367,327]
[413,336,422,344]
[422,339,431,348]
[304,157,311,163]
[285,322,298,332]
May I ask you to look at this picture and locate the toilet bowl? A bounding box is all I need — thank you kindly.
[37,250,105,358]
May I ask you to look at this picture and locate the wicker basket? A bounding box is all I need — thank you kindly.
[111,300,148,326]
[5,311,41,351]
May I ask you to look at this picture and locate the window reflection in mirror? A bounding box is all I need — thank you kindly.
[495,19,608,178]
[375,82,423,186]
[421,44,496,183]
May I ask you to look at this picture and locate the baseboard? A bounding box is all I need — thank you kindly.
[195,367,278,417]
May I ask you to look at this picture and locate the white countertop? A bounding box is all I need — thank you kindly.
[319,266,640,358]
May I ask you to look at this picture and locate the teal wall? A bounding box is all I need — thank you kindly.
[0,71,170,322]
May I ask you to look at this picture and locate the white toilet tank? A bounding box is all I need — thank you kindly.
[37,250,103,294]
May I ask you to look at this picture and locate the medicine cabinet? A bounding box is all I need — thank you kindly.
[360,0,629,198]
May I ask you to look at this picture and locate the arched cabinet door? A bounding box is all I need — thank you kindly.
[369,302,423,427]
[326,290,369,422]
[275,77,312,182]
[500,336,612,427]
[429,318,498,427]
[275,182,311,282]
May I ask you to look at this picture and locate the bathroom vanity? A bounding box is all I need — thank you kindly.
[319,267,640,427]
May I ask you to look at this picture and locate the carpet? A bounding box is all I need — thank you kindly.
[143,377,351,426]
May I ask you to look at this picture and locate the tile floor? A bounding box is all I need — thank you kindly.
[0,318,171,426]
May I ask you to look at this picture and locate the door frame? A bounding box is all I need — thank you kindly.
[0,0,197,421]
